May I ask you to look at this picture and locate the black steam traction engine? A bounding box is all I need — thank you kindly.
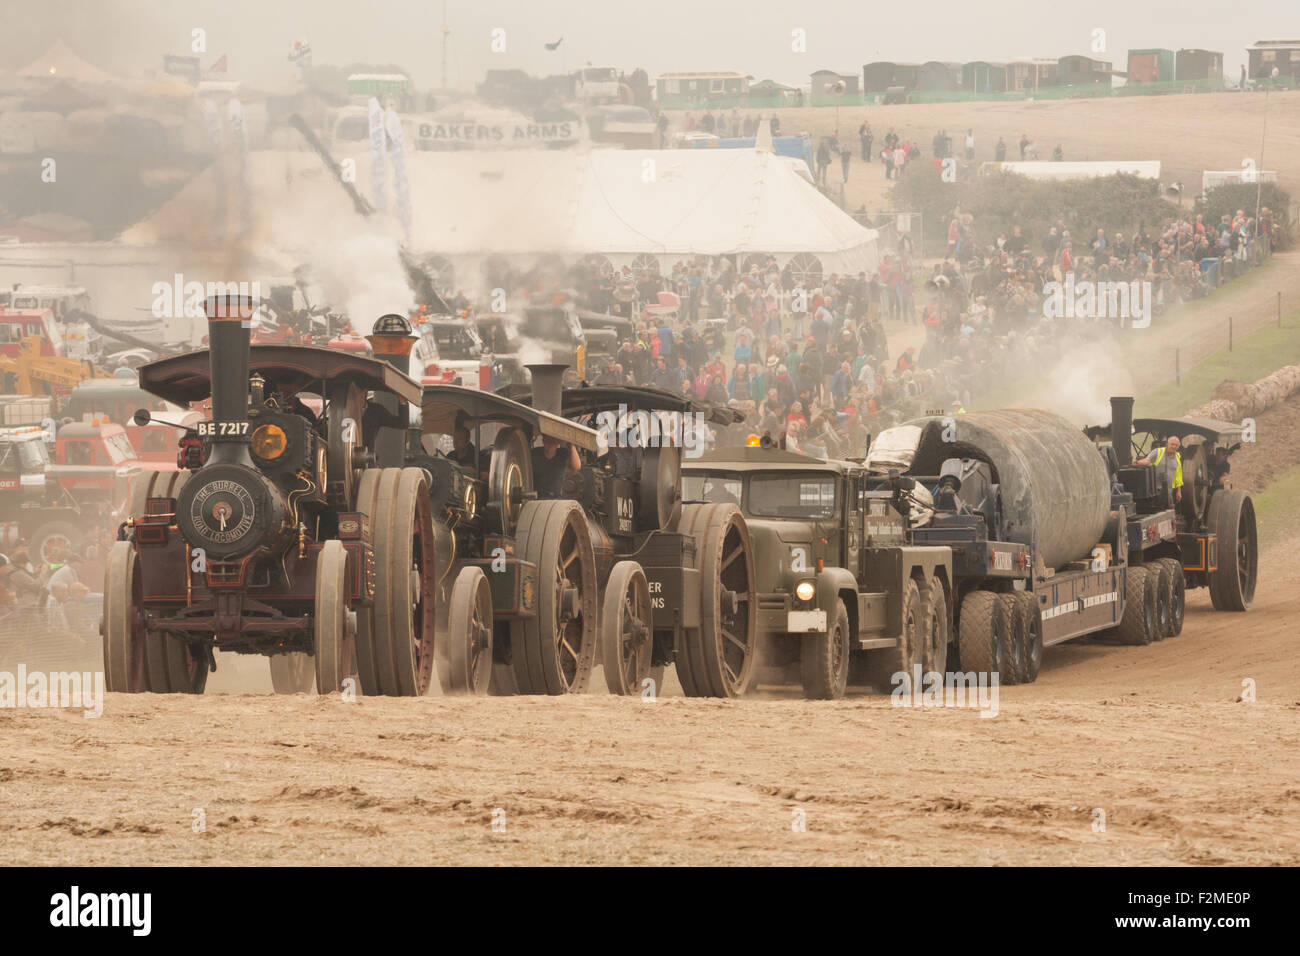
[416,378,604,696]
[102,296,437,696]
[497,369,758,698]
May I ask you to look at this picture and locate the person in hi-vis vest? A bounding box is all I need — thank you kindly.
[1136,435,1183,505]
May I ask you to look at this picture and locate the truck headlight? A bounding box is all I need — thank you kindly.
[795,580,815,602]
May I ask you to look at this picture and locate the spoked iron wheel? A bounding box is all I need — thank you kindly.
[313,539,355,695]
[364,467,437,696]
[676,503,756,698]
[601,561,653,696]
[1207,490,1257,611]
[511,499,597,695]
[103,541,149,693]
[446,566,494,695]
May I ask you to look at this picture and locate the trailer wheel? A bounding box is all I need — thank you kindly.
[1015,592,1042,683]
[352,468,385,695]
[994,593,1024,685]
[1150,562,1173,641]
[923,577,949,678]
[103,541,149,693]
[676,503,756,698]
[511,499,598,695]
[1158,558,1185,637]
[1118,566,1156,645]
[446,566,494,695]
[801,598,850,700]
[1207,489,1257,611]
[957,590,1002,680]
[870,577,924,692]
[314,539,354,695]
[369,468,436,696]
[601,561,654,695]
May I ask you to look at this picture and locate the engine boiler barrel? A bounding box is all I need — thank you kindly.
[907,408,1111,571]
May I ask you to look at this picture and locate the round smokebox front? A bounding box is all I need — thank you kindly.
[177,464,282,559]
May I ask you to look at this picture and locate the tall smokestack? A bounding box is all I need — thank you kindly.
[526,363,568,416]
[205,294,255,465]
[1110,396,1134,467]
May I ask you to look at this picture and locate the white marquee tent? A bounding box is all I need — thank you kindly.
[121,145,879,289]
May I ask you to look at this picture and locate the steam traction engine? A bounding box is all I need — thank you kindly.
[102,295,437,696]
[509,371,759,698]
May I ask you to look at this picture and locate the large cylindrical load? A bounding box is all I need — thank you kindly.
[906,409,1111,571]
[1110,396,1135,466]
[526,363,568,416]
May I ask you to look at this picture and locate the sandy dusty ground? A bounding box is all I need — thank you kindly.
[2,529,1296,866]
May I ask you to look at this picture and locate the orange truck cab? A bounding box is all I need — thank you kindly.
[0,308,61,359]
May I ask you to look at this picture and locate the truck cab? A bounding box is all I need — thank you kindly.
[0,307,61,360]
[684,444,951,698]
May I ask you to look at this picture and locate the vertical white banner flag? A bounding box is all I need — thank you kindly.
[226,99,246,150]
[368,96,387,214]
[200,98,222,148]
[385,109,412,240]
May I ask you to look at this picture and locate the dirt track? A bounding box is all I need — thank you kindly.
[3,529,1296,866]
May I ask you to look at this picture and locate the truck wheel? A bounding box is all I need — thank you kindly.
[1158,558,1185,636]
[601,561,653,696]
[869,577,923,692]
[923,577,948,678]
[1207,489,1257,611]
[1150,562,1172,641]
[369,468,437,696]
[31,521,83,566]
[145,630,209,694]
[1015,592,1042,683]
[957,590,1002,680]
[1118,566,1156,645]
[511,499,598,695]
[103,541,149,692]
[314,539,354,695]
[446,566,494,695]
[676,503,756,698]
[270,653,315,694]
[994,593,1024,685]
[352,468,385,694]
[800,598,850,700]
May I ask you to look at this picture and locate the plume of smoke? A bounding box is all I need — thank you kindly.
[308,231,414,335]
[1016,339,1136,426]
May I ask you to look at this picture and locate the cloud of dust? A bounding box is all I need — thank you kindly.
[1007,338,1136,427]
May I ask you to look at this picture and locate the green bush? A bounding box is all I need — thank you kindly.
[890,167,1184,255]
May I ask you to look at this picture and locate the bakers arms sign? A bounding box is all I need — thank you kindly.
[416,120,580,146]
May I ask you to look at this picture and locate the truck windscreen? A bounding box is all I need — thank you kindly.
[748,475,836,518]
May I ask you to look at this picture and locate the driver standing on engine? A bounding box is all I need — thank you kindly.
[532,436,581,499]
[1136,435,1183,506]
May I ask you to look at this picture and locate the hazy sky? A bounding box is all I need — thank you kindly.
[4,0,1298,90]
